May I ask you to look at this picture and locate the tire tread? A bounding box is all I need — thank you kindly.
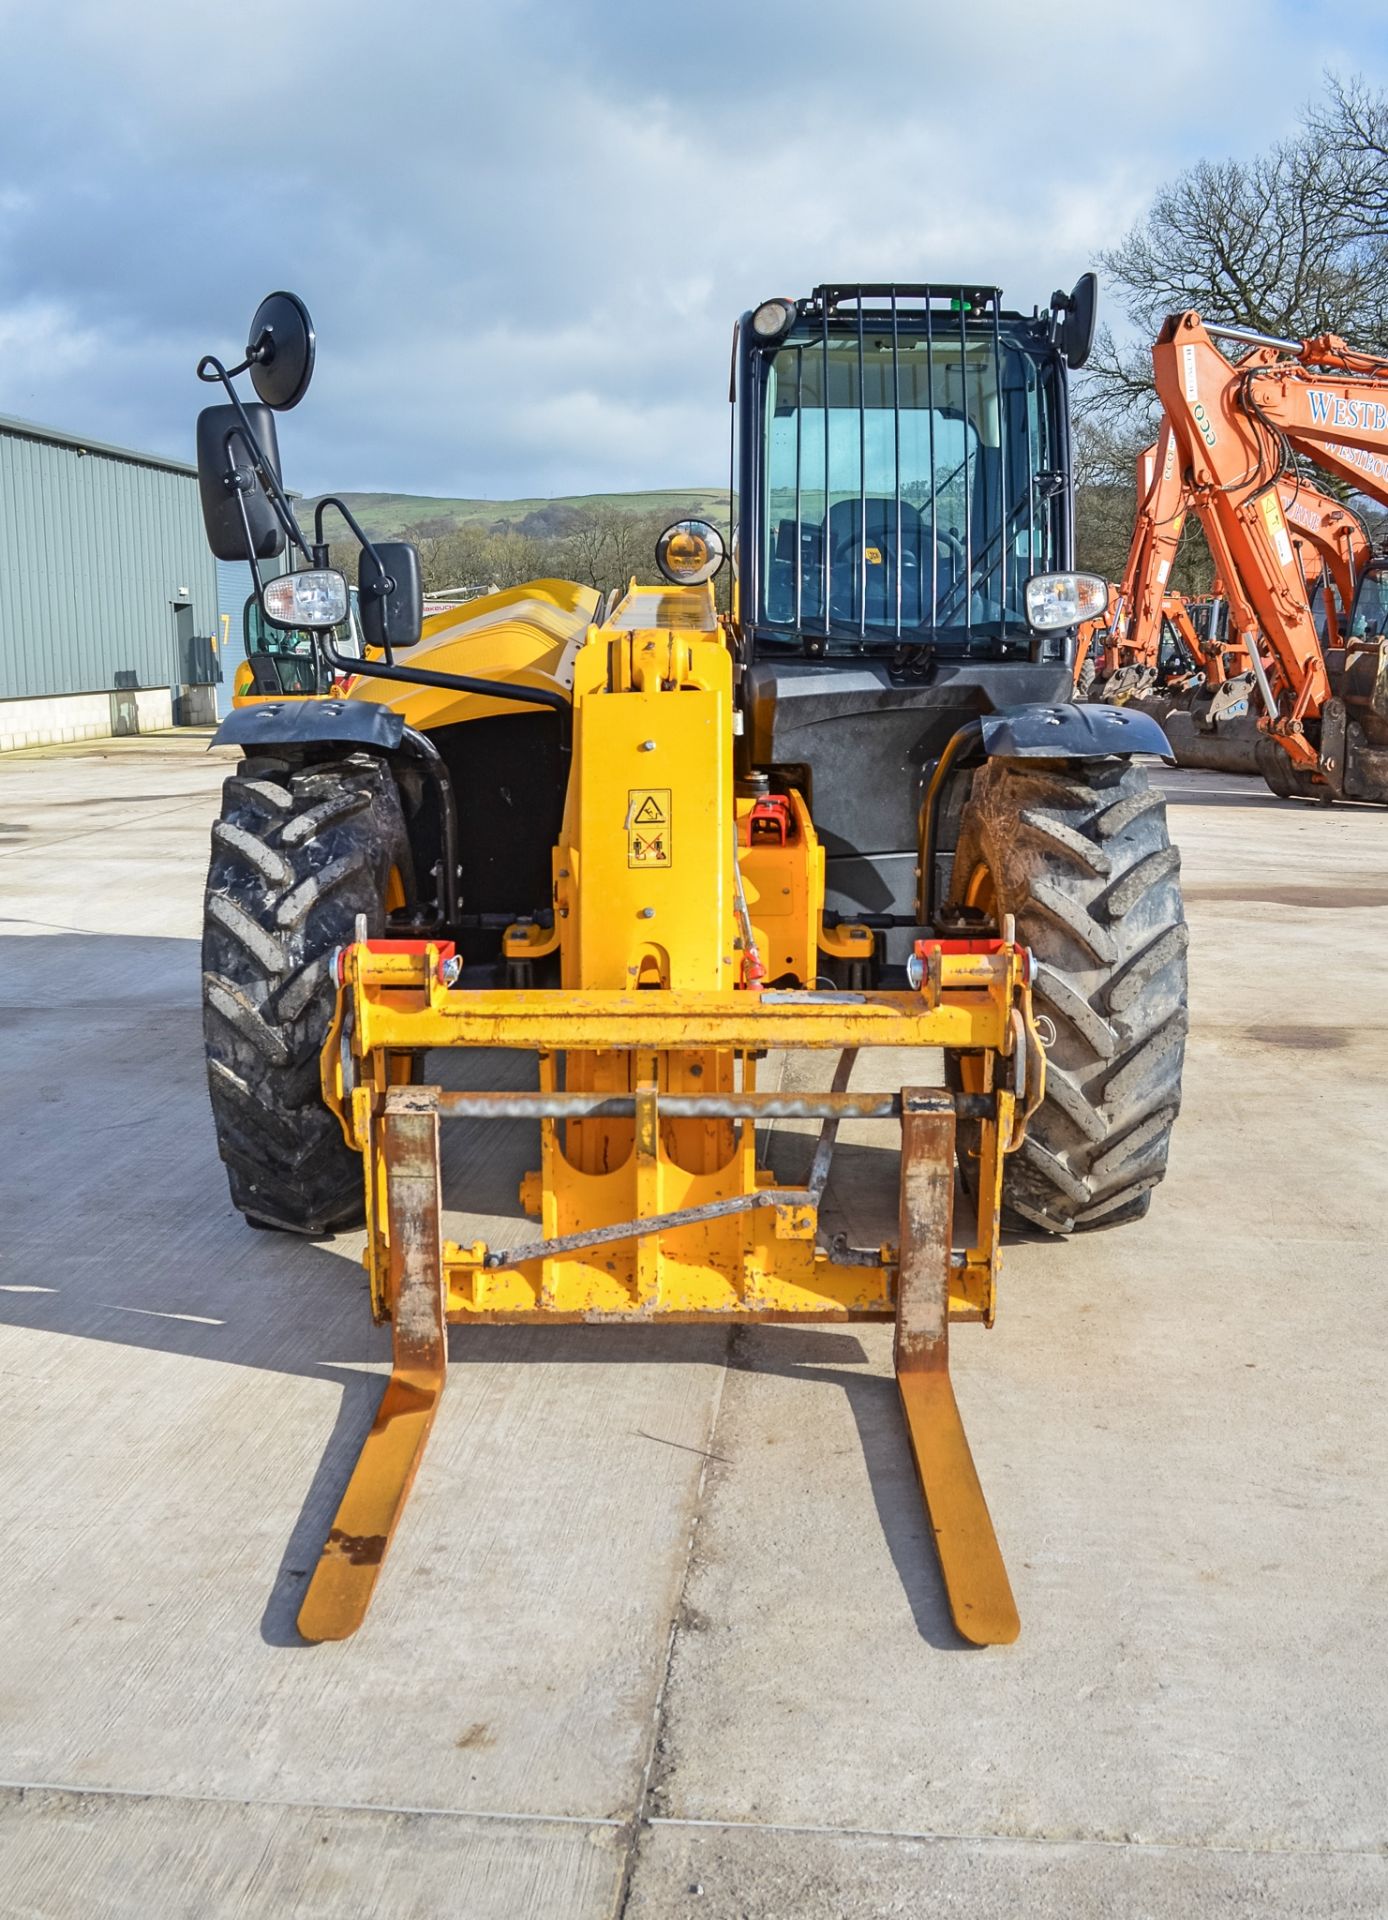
[948,756,1187,1234]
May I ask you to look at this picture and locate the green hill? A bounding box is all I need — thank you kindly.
[304,487,729,541]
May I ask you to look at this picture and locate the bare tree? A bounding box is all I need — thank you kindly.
[1307,74,1388,241]
[1085,77,1388,443]
[1076,77,1388,573]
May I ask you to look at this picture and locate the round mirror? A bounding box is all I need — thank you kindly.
[246,291,316,410]
[655,519,727,585]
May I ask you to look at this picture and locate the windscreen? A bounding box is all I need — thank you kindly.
[760,326,1058,647]
[1350,568,1388,639]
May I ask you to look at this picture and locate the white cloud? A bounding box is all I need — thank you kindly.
[1,0,1385,495]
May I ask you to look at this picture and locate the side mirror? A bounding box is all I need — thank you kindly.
[246,291,316,411]
[359,542,423,651]
[195,403,286,561]
[1051,271,1098,371]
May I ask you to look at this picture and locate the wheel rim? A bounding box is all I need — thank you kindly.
[963,860,997,920]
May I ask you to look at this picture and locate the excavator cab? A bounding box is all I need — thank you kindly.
[1347,562,1388,641]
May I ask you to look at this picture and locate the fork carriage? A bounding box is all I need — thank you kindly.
[301,936,1045,1647]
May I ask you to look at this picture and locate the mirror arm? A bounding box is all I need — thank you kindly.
[198,354,313,563]
[228,480,268,600]
[222,419,309,563]
[319,637,572,757]
[313,494,382,569]
[313,495,396,664]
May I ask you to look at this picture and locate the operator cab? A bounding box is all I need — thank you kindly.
[737,285,1074,661]
[732,283,1097,969]
[1348,561,1388,641]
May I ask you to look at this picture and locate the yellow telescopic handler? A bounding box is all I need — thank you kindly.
[194,281,1187,1645]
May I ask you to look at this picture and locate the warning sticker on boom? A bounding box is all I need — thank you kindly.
[1260,493,1295,569]
[627,788,672,867]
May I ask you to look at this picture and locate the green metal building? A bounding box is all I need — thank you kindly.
[0,411,221,751]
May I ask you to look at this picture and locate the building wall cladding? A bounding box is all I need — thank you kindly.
[0,416,219,703]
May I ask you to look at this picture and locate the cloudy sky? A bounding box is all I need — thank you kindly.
[1,0,1384,500]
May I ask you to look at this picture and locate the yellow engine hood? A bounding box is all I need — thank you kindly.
[347,577,601,731]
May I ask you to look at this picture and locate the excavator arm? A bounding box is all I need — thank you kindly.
[1153,311,1388,797]
[1094,422,1186,685]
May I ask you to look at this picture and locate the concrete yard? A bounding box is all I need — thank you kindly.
[0,732,1384,1918]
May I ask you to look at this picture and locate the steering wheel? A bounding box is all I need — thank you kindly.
[832,522,965,582]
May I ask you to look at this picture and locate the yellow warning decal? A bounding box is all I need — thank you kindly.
[628,788,672,867]
[864,545,883,565]
[1260,492,1294,569]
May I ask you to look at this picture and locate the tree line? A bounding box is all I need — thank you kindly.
[1076,74,1388,587]
[330,504,731,610]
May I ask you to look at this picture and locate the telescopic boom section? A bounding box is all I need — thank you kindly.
[1153,312,1388,769]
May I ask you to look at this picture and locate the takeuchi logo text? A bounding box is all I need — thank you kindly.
[1306,389,1388,433]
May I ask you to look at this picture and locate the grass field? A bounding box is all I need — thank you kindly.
[304,487,730,540]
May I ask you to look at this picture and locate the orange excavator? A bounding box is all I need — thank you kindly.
[1084,387,1375,781]
[1079,421,1264,771]
[1084,423,1197,702]
[1151,312,1388,799]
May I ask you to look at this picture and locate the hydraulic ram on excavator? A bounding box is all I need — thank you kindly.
[303,586,1045,1646]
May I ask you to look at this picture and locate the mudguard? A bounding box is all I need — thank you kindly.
[980,701,1172,760]
[211,699,405,753]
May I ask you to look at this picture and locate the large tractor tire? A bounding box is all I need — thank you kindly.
[948,757,1188,1233]
[1074,654,1096,701]
[201,752,410,1235]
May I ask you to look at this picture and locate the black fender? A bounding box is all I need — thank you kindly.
[211,698,405,753]
[979,700,1171,761]
[210,699,463,926]
[919,701,1172,922]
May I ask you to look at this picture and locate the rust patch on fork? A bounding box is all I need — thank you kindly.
[321,1529,388,1568]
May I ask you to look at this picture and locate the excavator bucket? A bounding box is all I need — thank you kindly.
[1129,686,1263,776]
[301,933,1044,1646]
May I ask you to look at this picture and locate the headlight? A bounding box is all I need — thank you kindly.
[750,298,797,342]
[1024,572,1110,631]
[261,568,350,630]
[655,519,727,585]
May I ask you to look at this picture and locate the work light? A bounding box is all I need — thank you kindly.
[750,298,797,343]
[261,568,350,630]
[1024,572,1109,631]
